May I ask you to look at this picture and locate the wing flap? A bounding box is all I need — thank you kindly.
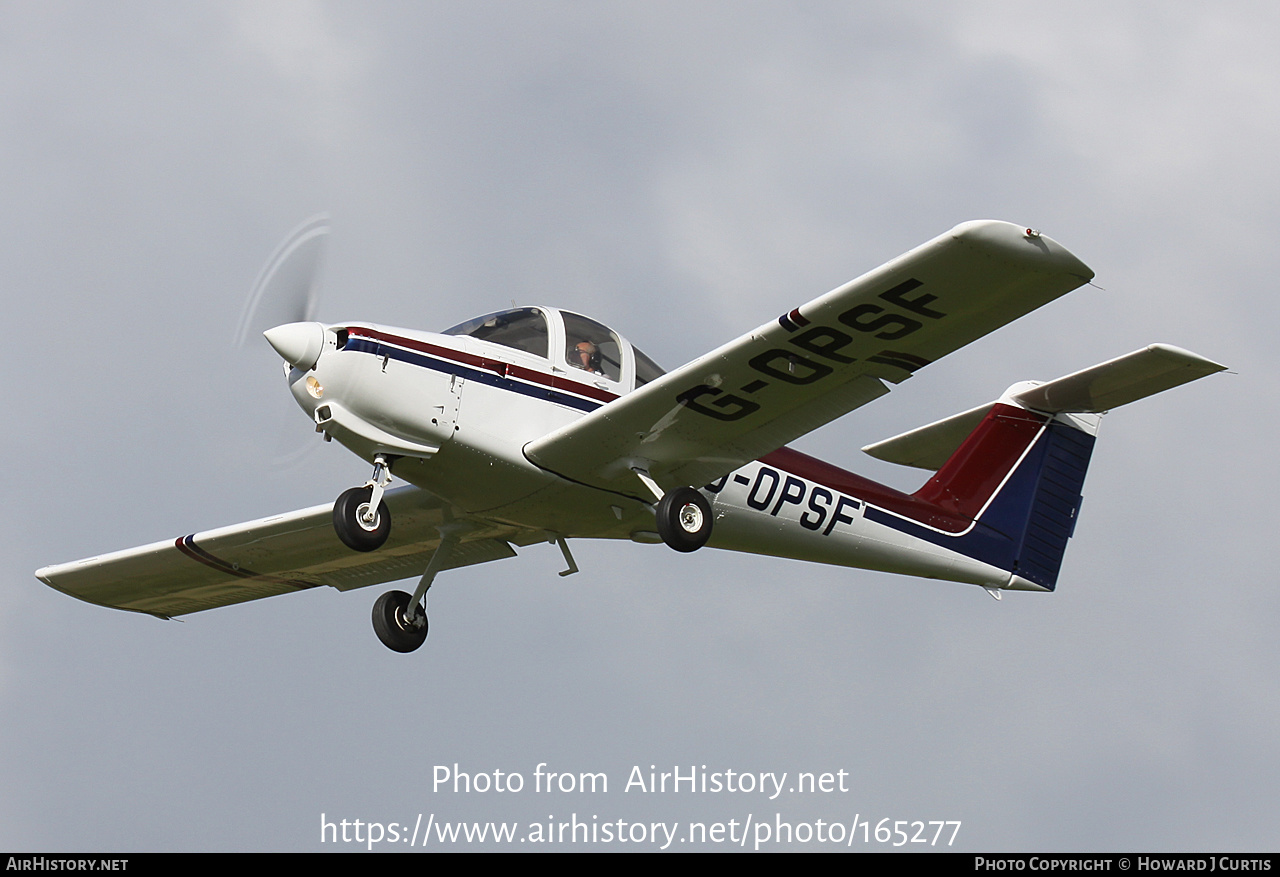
[36,486,526,618]
[527,220,1093,496]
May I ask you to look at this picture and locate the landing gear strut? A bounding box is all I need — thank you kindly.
[333,455,392,552]
[631,467,715,553]
[370,520,469,653]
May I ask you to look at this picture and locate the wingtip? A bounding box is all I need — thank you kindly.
[949,220,1094,281]
[1145,343,1228,374]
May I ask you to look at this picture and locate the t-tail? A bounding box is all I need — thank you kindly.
[861,344,1226,591]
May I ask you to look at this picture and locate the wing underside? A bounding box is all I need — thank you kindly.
[525,220,1094,498]
[36,486,538,618]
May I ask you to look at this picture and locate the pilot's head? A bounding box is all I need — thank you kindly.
[574,341,601,374]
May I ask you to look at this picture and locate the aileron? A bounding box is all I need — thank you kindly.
[38,486,527,618]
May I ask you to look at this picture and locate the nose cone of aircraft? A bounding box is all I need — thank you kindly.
[264,321,326,371]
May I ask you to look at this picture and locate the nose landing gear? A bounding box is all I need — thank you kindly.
[333,455,393,552]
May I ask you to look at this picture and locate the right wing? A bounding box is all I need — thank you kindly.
[526,220,1094,498]
[36,486,541,618]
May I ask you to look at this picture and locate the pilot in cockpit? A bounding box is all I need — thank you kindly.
[572,340,604,375]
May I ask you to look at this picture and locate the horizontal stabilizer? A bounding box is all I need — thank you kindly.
[861,402,994,471]
[1008,343,1226,413]
[863,344,1226,471]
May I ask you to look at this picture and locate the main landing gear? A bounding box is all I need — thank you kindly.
[631,467,714,553]
[654,486,713,552]
[372,590,428,653]
[333,455,392,552]
[368,520,468,653]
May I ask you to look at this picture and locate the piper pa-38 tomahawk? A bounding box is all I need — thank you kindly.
[38,220,1225,652]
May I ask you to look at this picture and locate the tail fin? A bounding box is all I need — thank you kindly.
[863,344,1226,591]
[909,403,1097,590]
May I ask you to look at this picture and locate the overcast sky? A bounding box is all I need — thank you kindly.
[1,1,1273,852]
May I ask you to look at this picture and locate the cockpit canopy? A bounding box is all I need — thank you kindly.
[444,306,666,390]
[442,307,547,359]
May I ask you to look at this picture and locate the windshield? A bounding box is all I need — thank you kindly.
[443,308,549,359]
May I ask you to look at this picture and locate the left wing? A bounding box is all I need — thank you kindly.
[525,220,1093,498]
[36,486,538,618]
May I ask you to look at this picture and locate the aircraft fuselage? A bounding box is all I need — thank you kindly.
[282,317,1027,591]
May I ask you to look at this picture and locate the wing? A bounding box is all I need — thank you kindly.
[36,486,539,618]
[525,220,1094,498]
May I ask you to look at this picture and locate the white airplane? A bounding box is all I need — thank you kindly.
[37,220,1226,652]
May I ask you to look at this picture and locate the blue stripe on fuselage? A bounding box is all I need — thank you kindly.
[346,337,604,413]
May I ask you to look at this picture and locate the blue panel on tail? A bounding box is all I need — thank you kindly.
[861,416,1095,590]
[1009,421,1094,588]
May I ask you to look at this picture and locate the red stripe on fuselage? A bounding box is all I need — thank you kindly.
[913,404,1047,516]
[348,326,619,404]
[762,404,1047,534]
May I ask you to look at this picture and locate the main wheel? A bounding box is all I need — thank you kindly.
[655,486,713,552]
[333,486,391,552]
[372,590,428,653]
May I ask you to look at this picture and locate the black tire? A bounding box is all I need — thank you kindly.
[372,590,428,653]
[333,486,391,552]
[655,486,713,552]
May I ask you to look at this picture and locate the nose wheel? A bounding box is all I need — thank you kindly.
[372,590,428,653]
[333,486,391,551]
[655,486,713,552]
[333,455,393,552]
